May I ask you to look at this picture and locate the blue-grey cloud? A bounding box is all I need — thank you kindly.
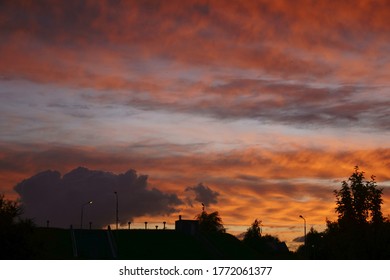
[14,167,183,228]
[185,182,219,207]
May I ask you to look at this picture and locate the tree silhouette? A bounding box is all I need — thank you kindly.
[334,166,384,227]
[195,210,225,233]
[296,167,390,259]
[0,194,35,259]
[295,227,326,259]
[243,219,290,259]
[329,167,388,259]
[243,219,262,242]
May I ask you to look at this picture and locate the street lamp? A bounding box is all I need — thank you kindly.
[80,200,93,229]
[299,215,307,247]
[114,191,119,230]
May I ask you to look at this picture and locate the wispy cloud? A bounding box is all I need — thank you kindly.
[1,0,389,129]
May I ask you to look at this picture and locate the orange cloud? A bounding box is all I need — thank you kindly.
[1,0,389,83]
[1,142,389,240]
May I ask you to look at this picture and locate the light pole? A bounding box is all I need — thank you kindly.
[80,200,93,229]
[114,191,119,230]
[299,215,306,247]
[259,220,263,235]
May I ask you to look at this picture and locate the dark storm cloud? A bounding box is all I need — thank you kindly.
[185,182,219,207]
[14,167,183,228]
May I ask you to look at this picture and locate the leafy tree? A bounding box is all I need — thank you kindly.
[243,219,290,259]
[0,194,21,226]
[0,194,35,259]
[295,227,327,259]
[334,166,384,227]
[307,167,390,259]
[243,219,262,242]
[367,176,384,225]
[195,210,225,233]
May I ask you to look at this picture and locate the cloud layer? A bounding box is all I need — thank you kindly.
[1,0,389,130]
[3,143,389,227]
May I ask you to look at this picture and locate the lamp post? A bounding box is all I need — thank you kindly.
[80,200,93,229]
[259,220,263,235]
[299,215,306,247]
[114,191,119,230]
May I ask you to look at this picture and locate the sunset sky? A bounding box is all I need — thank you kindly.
[1,0,389,249]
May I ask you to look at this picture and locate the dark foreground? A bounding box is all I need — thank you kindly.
[20,227,291,260]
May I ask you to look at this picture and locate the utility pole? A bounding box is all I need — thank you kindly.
[299,215,307,254]
[114,191,119,230]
